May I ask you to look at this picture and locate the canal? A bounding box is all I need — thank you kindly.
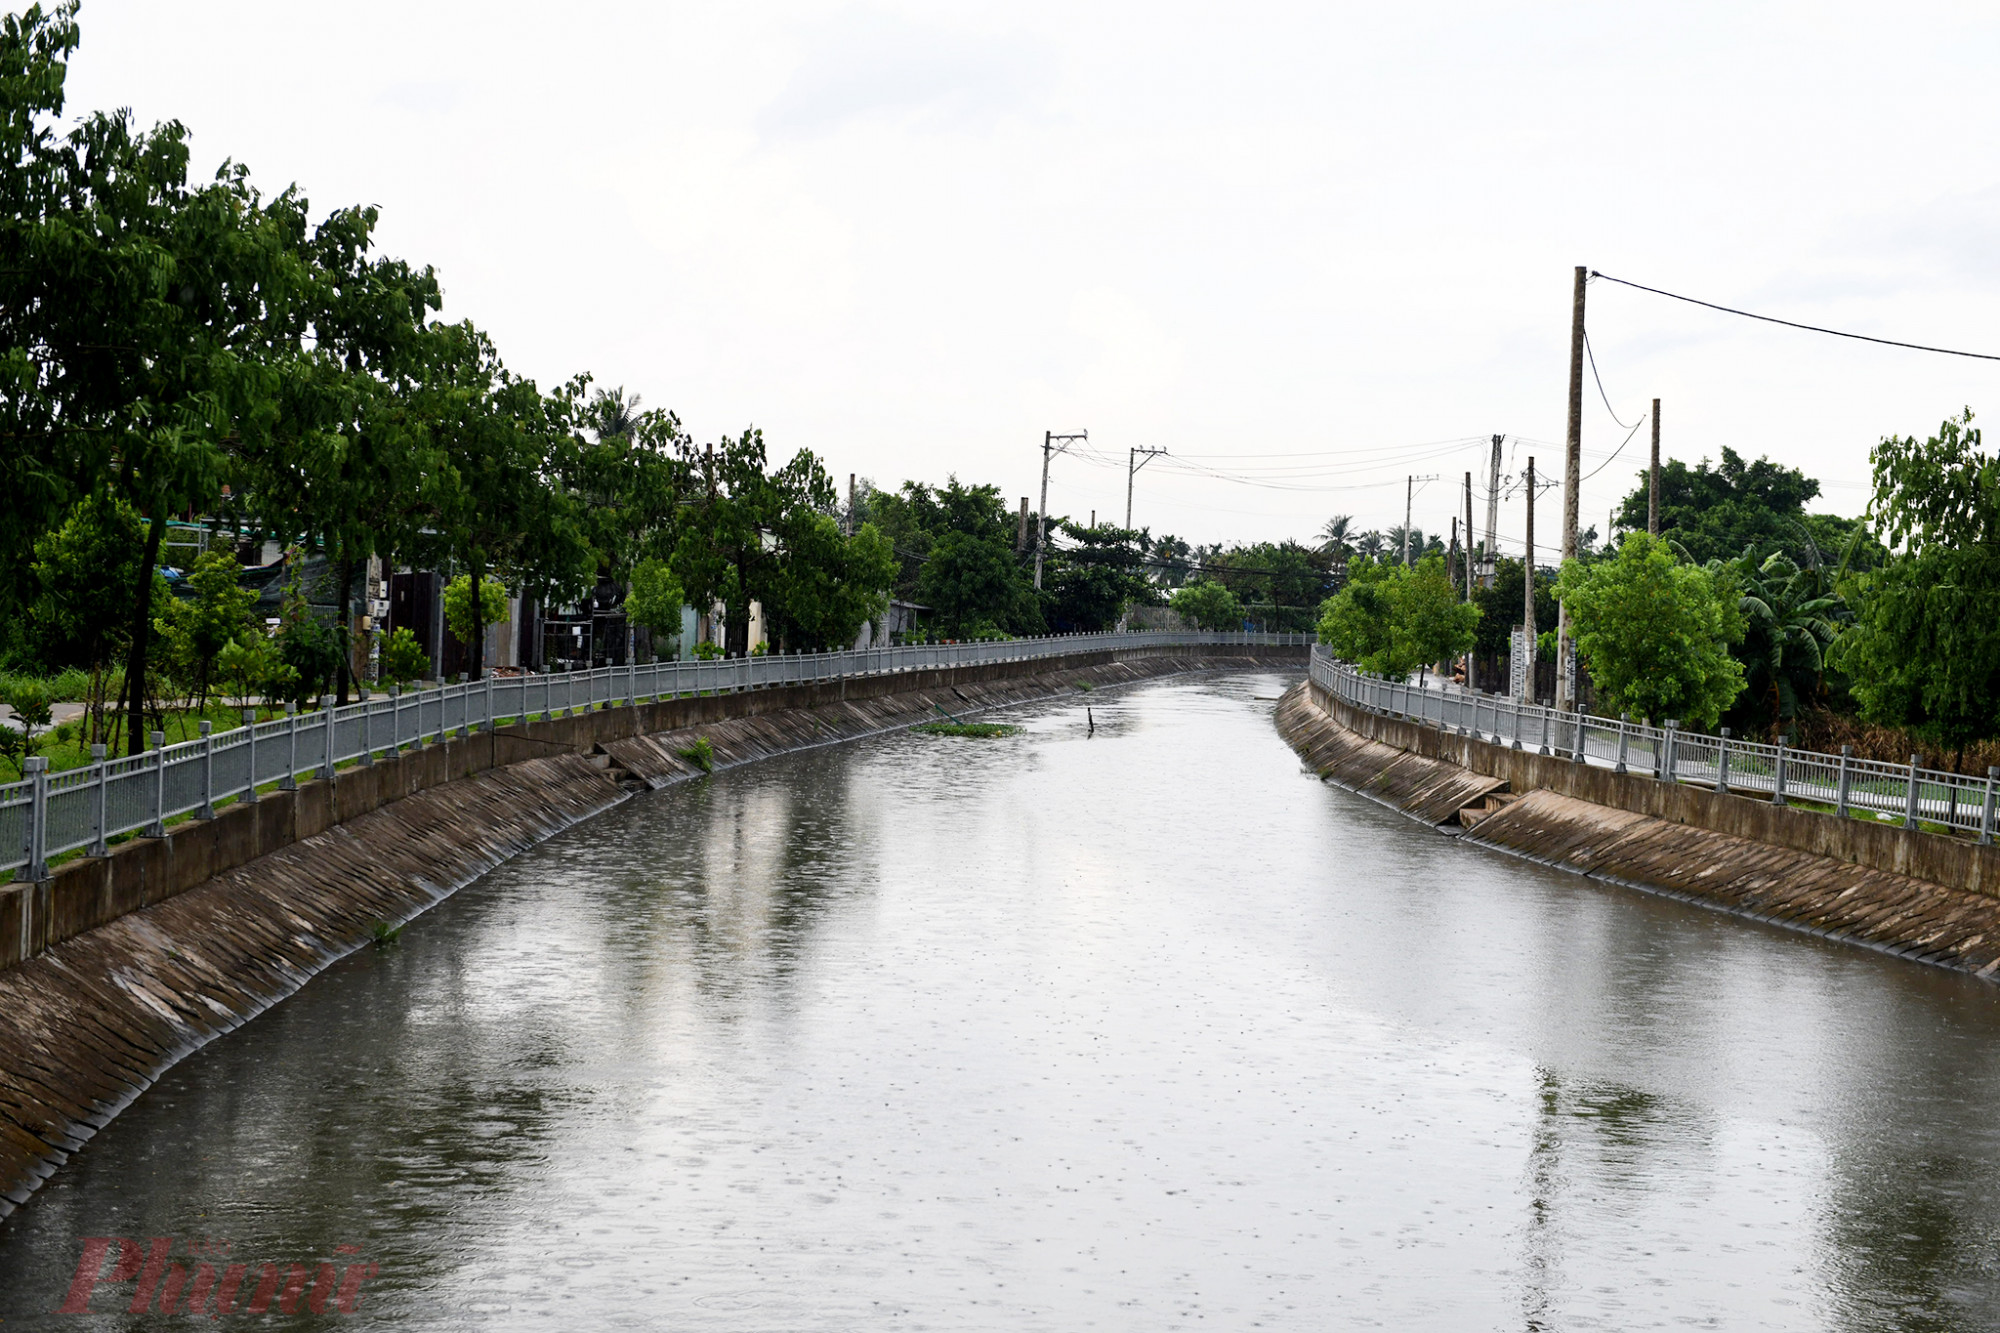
[4,670,2000,1328]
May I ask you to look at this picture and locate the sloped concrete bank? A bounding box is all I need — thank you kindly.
[0,646,1296,1219]
[1276,679,2000,981]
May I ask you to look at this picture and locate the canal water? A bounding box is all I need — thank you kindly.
[4,671,2000,1329]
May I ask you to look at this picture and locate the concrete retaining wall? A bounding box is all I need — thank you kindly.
[0,645,1297,1219]
[1276,679,2000,980]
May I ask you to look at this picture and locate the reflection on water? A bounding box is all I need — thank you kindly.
[4,673,2000,1328]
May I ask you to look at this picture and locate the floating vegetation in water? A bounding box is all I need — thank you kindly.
[679,736,715,772]
[370,920,404,947]
[914,722,1019,739]
[1077,681,1096,692]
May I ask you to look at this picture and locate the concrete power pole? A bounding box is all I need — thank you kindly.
[1126,447,1166,530]
[1464,470,1477,690]
[1483,434,1503,585]
[1403,476,1414,566]
[1524,456,1537,701]
[1649,398,1662,536]
[1556,265,1585,712]
[1035,430,1087,590]
[847,473,856,537]
[1017,497,1030,551]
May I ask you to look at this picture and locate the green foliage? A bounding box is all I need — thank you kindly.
[1316,555,1478,679]
[1614,446,1858,567]
[378,626,429,688]
[769,516,897,651]
[1170,579,1244,631]
[443,574,508,653]
[690,639,723,660]
[1832,411,2000,756]
[0,677,52,775]
[157,550,255,709]
[370,920,404,947]
[623,556,684,643]
[1555,533,1745,728]
[29,492,144,674]
[920,529,1023,636]
[913,721,1018,738]
[273,564,341,706]
[1708,548,1848,729]
[214,634,278,710]
[1469,558,1557,658]
[678,736,715,772]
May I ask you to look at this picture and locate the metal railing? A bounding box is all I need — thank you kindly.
[1308,645,2000,844]
[2,630,1309,879]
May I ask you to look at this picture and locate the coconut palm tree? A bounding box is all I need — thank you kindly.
[1319,514,1356,559]
[1355,530,1387,560]
[590,386,644,443]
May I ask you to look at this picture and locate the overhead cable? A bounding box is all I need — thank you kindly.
[1591,270,2000,362]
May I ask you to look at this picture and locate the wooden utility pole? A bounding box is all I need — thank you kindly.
[847,473,856,536]
[1464,470,1477,689]
[1016,497,1029,551]
[1648,398,1662,536]
[1556,266,1585,712]
[1524,456,1537,700]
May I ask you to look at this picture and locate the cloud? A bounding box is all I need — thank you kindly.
[760,10,1052,139]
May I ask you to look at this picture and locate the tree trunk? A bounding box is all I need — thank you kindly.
[123,512,164,757]
[467,550,486,679]
[335,553,355,704]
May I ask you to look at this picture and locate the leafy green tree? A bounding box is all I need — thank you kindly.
[769,517,897,650]
[1555,532,1745,727]
[1171,578,1244,631]
[443,574,508,660]
[624,557,685,658]
[1045,520,1159,631]
[1392,553,1480,678]
[273,561,341,706]
[1317,557,1398,671]
[1709,548,1847,729]
[377,626,429,688]
[215,632,281,710]
[920,530,1023,637]
[29,491,147,744]
[0,678,51,775]
[157,549,254,712]
[1833,410,2000,765]
[1613,446,1867,567]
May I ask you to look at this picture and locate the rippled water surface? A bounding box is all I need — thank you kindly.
[6,672,2000,1329]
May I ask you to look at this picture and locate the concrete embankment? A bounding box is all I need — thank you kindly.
[1276,678,2000,980]
[0,646,1297,1219]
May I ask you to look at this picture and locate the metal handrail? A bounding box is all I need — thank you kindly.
[3,629,1310,877]
[1307,644,2000,845]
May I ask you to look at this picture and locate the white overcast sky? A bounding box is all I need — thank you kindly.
[47,1,2000,556]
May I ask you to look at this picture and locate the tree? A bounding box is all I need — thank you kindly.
[1614,446,1858,566]
[377,626,429,688]
[920,529,1020,637]
[443,574,508,662]
[1555,532,1745,727]
[1317,557,1398,672]
[1391,553,1480,679]
[273,561,341,707]
[769,516,896,650]
[29,491,146,744]
[1318,515,1355,560]
[1470,558,1556,662]
[1171,579,1243,631]
[624,557,685,658]
[157,549,255,713]
[1710,547,1847,730]
[1044,520,1156,632]
[1833,410,2000,764]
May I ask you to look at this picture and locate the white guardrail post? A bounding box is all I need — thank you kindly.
[199,721,216,817]
[23,757,47,882]
[243,709,259,802]
[149,731,167,836]
[89,744,108,856]
[1715,728,1732,793]
[1904,754,1921,829]
[284,703,298,791]
[1984,766,1998,846]
[1834,745,1850,817]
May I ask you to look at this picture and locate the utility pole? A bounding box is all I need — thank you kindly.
[1126,447,1166,530]
[1017,497,1029,551]
[1035,429,1087,590]
[1464,470,1477,690]
[1483,434,1503,585]
[1648,398,1662,536]
[1556,265,1585,712]
[847,473,856,537]
[1404,476,1413,566]
[1524,456,1537,700]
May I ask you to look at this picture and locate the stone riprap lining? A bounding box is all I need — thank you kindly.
[1275,681,2000,980]
[0,648,1294,1220]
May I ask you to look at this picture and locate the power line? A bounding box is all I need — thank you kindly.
[1583,330,1641,430]
[1591,270,2000,362]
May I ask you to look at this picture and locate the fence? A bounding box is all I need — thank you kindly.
[2,630,1309,880]
[1308,645,2000,845]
